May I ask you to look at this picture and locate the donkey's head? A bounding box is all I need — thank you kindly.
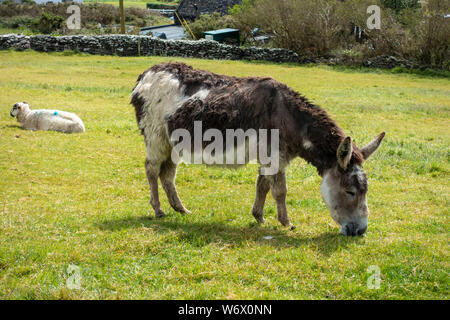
[321,132,385,236]
[10,102,29,117]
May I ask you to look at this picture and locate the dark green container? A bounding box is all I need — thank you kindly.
[146,3,177,10]
[203,28,240,44]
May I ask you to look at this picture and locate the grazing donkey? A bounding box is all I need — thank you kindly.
[131,63,385,236]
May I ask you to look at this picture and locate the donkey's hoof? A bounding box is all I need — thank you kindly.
[252,211,265,223]
[155,210,166,218]
[180,208,191,215]
[252,216,265,224]
[257,217,266,224]
[289,224,296,231]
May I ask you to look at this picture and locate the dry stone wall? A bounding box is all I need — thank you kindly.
[0,34,299,63]
[0,34,421,69]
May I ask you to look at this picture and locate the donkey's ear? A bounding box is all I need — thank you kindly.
[337,136,352,170]
[361,132,385,160]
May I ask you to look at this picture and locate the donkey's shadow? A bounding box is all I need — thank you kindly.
[97,215,363,256]
[1,124,23,130]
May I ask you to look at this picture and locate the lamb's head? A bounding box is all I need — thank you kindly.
[10,102,30,117]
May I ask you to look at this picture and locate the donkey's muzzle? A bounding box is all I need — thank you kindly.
[341,222,366,236]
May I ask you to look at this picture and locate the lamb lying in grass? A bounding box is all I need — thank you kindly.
[10,102,85,133]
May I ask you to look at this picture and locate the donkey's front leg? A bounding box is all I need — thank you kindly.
[145,159,165,218]
[251,174,270,223]
[270,171,295,230]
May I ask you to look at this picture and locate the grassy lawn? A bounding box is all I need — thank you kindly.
[0,50,448,299]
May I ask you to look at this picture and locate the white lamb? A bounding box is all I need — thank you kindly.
[10,102,85,133]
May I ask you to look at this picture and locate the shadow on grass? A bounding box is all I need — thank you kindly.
[1,125,23,130]
[96,215,363,256]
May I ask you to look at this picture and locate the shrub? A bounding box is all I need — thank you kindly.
[0,15,34,29]
[31,11,64,34]
[381,0,420,12]
[232,0,343,57]
[231,0,449,68]
[187,12,237,40]
[229,0,265,44]
[0,2,169,34]
[351,0,450,67]
[402,0,450,67]
[338,0,412,59]
[9,16,33,28]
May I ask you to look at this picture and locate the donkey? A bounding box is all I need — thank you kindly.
[131,62,385,236]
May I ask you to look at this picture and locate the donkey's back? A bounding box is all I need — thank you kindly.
[131,62,284,138]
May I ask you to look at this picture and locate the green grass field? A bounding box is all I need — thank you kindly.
[0,50,448,299]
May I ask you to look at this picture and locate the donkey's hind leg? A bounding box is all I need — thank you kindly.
[159,159,190,214]
[269,171,296,230]
[145,159,165,218]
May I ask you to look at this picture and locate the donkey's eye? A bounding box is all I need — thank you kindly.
[346,191,355,196]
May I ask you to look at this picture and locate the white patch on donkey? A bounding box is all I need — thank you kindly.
[132,71,210,165]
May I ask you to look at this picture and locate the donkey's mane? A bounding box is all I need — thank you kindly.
[275,81,364,174]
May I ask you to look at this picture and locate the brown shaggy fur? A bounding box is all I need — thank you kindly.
[130,63,384,233]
